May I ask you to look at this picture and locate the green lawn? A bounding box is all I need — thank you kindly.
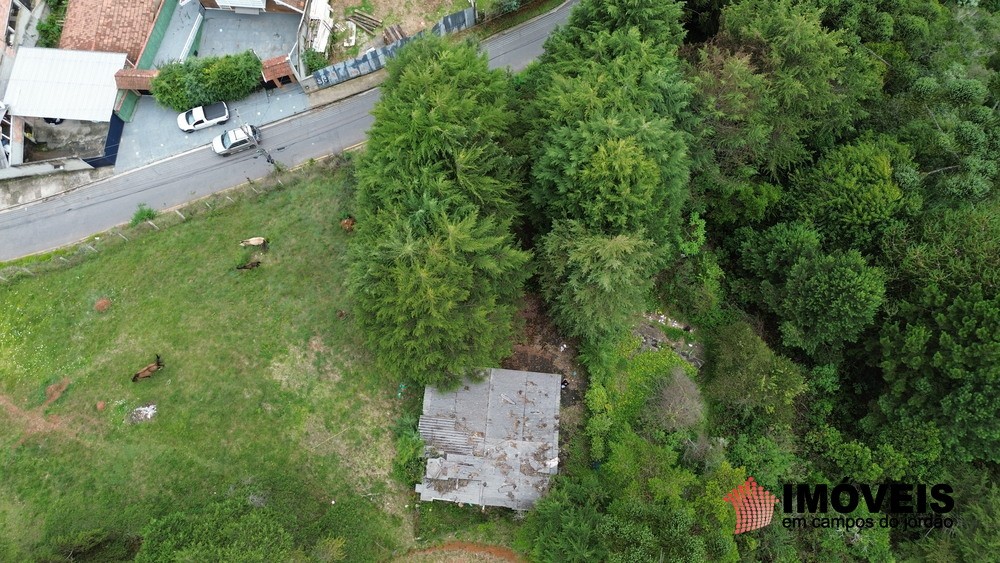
[0,162,412,560]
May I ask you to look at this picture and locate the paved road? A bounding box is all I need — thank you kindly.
[0,1,576,261]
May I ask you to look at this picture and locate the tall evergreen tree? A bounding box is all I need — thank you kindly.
[356,35,520,222]
[538,221,658,346]
[350,208,530,387]
[349,36,529,386]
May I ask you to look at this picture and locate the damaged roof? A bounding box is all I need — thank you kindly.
[415,368,561,511]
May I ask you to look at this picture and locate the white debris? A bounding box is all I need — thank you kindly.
[126,403,157,424]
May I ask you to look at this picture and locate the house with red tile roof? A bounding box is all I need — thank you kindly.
[59,0,164,65]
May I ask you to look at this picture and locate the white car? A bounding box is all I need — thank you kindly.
[177,102,230,132]
[212,125,261,156]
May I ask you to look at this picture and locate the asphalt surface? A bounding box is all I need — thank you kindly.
[0,1,576,261]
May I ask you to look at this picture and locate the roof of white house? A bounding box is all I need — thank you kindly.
[4,48,127,121]
[415,368,561,511]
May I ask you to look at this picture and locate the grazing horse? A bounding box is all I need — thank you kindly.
[237,260,261,270]
[239,237,268,250]
[132,355,164,382]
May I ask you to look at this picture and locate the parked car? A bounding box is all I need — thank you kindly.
[177,102,230,132]
[212,125,261,156]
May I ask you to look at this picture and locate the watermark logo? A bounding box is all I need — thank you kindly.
[723,477,779,534]
[722,478,956,534]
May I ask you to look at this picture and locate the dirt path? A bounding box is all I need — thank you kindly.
[0,394,60,436]
[401,541,524,562]
[0,379,71,442]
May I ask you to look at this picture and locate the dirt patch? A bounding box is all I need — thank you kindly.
[0,394,63,441]
[328,0,460,50]
[636,313,706,369]
[401,541,524,563]
[94,297,111,313]
[502,295,579,378]
[44,379,70,406]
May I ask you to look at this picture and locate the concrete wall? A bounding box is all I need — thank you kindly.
[26,118,109,156]
[306,7,476,94]
[303,68,386,106]
[137,0,180,69]
[0,162,114,208]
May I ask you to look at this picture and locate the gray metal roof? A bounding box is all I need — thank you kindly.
[415,368,561,511]
[4,48,127,122]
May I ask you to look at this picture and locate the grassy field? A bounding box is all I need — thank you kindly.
[0,162,422,560]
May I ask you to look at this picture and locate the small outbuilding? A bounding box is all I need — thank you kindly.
[415,368,561,511]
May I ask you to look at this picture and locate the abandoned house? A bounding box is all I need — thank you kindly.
[415,368,561,511]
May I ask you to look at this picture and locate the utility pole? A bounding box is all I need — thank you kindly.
[234,108,278,170]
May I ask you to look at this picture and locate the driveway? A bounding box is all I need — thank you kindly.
[116,86,308,171]
[116,7,307,172]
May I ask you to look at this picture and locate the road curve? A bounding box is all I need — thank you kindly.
[0,1,577,261]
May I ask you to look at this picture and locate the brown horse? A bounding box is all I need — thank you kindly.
[132,355,164,382]
[237,260,261,270]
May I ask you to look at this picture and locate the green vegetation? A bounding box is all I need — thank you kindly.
[151,51,262,112]
[0,164,401,560]
[37,0,70,47]
[6,0,1000,559]
[302,49,329,74]
[129,203,157,227]
[349,36,529,388]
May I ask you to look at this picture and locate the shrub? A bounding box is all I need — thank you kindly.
[37,0,69,47]
[391,431,426,486]
[152,51,263,112]
[130,204,157,226]
[303,49,329,74]
[703,321,806,428]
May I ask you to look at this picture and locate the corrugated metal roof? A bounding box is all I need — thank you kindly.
[5,48,127,122]
[416,368,561,511]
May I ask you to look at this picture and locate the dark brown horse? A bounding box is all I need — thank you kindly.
[236,260,261,270]
[132,355,164,382]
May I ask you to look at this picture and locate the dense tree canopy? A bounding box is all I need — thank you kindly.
[349,36,529,387]
[789,141,903,250]
[538,221,657,346]
[349,0,1000,559]
[350,208,529,387]
[357,36,520,222]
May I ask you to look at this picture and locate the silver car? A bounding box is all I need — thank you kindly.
[212,125,261,156]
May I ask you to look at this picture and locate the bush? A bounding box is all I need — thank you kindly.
[391,414,426,486]
[37,0,69,47]
[130,204,157,226]
[152,51,263,112]
[703,321,806,428]
[303,49,329,74]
